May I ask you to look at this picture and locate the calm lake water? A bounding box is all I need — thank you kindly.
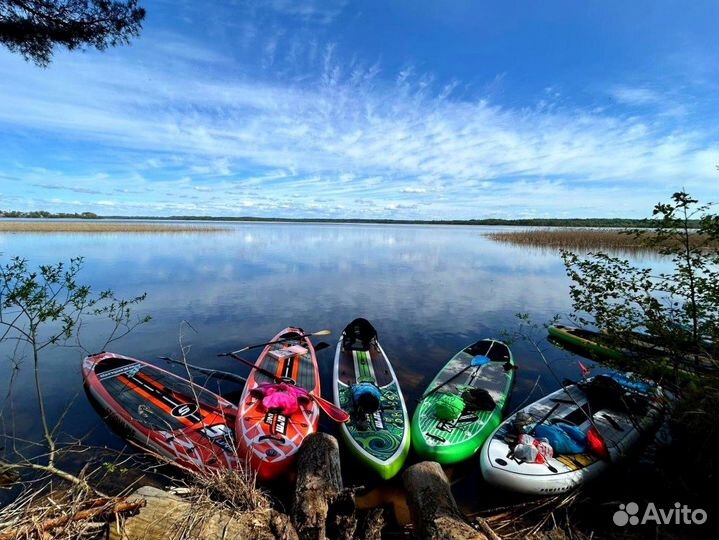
[0,222,649,511]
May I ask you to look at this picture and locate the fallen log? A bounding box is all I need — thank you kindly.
[109,486,297,540]
[355,508,384,540]
[0,498,145,540]
[292,432,358,540]
[0,461,20,487]
[476,516,503,540]
[402,461,486,540]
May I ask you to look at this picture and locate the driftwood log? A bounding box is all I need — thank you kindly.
[292,432,356,540]
[0,498,145,540]
[354,508,384,540]
[0,461,20,487]
[110,486,297,540]
[402,461,487,540]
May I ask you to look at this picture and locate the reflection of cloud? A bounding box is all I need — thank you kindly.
[5,224,573,336]
[0,223,646,450]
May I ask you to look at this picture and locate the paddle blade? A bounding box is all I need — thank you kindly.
[471,355,491,367]
[310,394,350,423]
[314,341,331,352]
[312,329,332,336]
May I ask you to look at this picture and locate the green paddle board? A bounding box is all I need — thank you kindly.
[547,324,626,360]
[411,339,516,464]
[333,318,410,479]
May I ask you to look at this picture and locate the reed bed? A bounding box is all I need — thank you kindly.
[164,467,272,540]
[474,490,588,539]
[485,228,716,252]
[0,222,226,233]
[184,466,269,513]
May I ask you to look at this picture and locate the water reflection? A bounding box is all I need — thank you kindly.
[0,223,620,492]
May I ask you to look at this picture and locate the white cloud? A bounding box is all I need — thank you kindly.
[0,32,715,219]
[609,85,662,106]
[608,85,688,117]
[259,0,347,24]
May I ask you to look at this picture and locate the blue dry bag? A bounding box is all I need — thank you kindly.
[471,355,491,367]
[351,382,381,413]
[534,423,587,454]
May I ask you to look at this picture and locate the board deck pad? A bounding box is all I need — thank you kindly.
[334,318,410,479]
[411,339,515,464]
[83,353,239,472]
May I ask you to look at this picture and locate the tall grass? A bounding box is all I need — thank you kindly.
[0,222,226,233]
[485,228,716,252]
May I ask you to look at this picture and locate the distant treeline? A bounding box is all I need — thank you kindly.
[102,216,695,228]
[0,211,698,228]
[1,210,99,219]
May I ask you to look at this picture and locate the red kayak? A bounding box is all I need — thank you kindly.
[83,352,239,472]
[235,327,321,481]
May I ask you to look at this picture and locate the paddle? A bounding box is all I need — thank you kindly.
[230,329,332,355]
[314,341,331,352]
[507,402,561,473]
[528,401,561,436]
[158,356,247,385]
[218,350,350,423]
[420,354,491,402]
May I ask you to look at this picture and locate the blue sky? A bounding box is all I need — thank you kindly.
[0,0,716,219]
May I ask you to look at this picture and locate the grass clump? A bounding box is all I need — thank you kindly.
[186,466,270,513]
[486,228,717,252]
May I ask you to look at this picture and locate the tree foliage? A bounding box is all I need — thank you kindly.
[0,0,145,66]
[0,210,98,218]
[561,191,718,365]
[0,255,149,481]
[560,191,719,505]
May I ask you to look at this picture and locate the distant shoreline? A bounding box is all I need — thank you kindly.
[0,212,683,228]
[0,221,225,233]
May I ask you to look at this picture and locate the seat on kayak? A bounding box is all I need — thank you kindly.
[461,387,496,411]
[580,374,651,414]
[464,340,510,362]
[343,318,377,351]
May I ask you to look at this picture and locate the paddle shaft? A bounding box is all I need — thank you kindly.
[421,364,474,402]
[421,342,496,402]
[159,357,246,385]
[222,351,283,380]
[231,330,331,355]
[222,351,349,423]
[508,402,561,473]
[528,401,561,436]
